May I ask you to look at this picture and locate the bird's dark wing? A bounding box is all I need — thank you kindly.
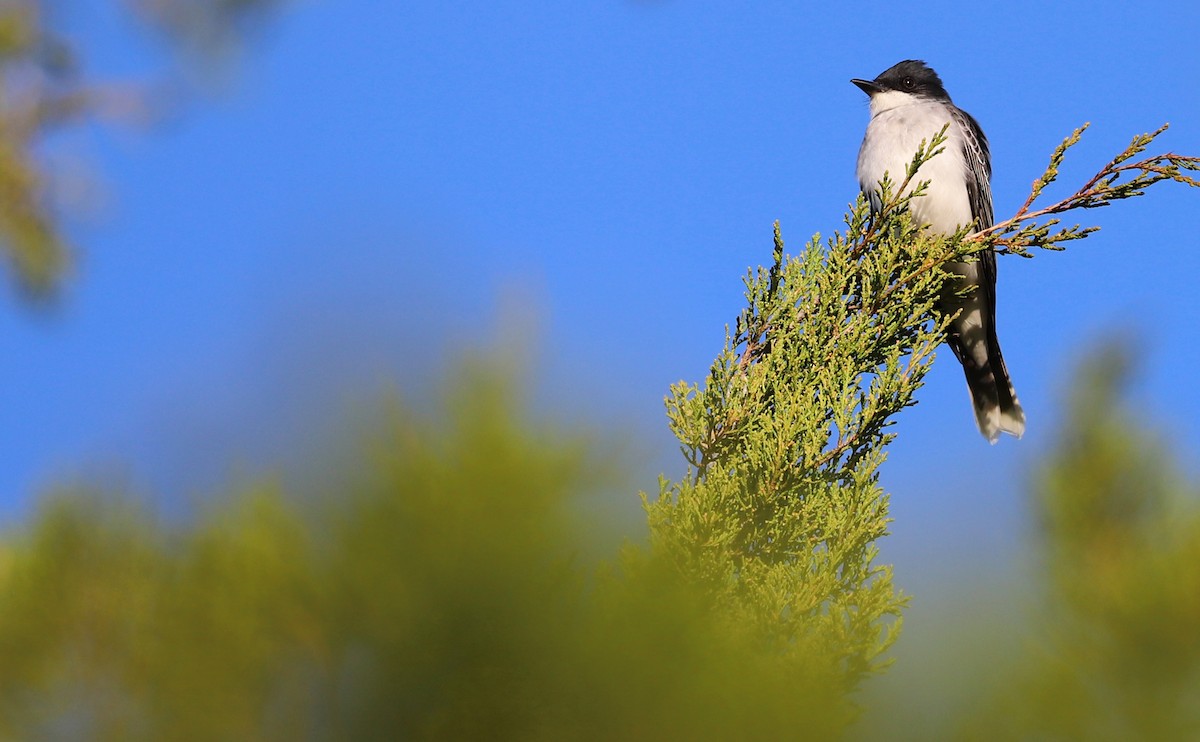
[952,105,996,302]
[952,106,993,229]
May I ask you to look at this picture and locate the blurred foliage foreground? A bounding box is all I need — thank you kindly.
[0,362,851,740]
[1,348,1199,740]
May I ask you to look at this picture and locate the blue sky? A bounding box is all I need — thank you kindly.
[1,0,1197,608]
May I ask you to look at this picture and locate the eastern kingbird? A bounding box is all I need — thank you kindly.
[852,60,1025,443]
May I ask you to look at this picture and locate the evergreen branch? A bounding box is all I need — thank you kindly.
[1012,123,1089,221]
[735,222,787,371]
[976,123,1200,256]
[647,121,1200,718]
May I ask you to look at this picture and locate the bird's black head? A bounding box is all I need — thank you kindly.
[851,60,951,102]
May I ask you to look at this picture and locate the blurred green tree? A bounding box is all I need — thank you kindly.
[0,0,279,296]
[956,344,1200,740]
[0,363,857,739]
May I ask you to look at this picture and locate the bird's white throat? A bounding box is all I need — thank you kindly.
[867,89,922,117]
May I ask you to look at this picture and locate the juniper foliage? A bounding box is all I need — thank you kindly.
[646,123,1200,698]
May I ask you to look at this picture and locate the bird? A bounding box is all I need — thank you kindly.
[851,60,1024,443]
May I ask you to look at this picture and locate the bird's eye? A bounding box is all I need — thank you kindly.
[902,77,915,89]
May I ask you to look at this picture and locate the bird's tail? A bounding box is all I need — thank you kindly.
[962,336,1025,444]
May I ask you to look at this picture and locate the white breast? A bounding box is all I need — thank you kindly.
[856,97,972,235]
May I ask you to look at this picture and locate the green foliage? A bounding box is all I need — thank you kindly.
[979,123,1200,257]
[645,123,1200,728]
[646,130,974,700]
[955,346,1200,741]
[0,363,854,739]
[9,350,1197,740]
[0,0,282,296]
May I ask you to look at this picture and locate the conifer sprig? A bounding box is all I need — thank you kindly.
[650,122,1199,713]
[977,123,1200,257]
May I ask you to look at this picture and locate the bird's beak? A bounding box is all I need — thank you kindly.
[851,78,884,97]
